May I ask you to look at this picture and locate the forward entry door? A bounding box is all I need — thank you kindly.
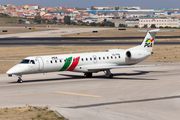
[37,57,44,71]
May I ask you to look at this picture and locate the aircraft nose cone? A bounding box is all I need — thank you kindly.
[6,69,12,74]
[6,65,19,75]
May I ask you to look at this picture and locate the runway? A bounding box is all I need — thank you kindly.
[0,62,180,120]
[1,39,180,46]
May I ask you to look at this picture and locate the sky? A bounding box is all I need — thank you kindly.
[0,0,180,9]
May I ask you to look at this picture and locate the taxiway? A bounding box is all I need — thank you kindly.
[0,62,180,120]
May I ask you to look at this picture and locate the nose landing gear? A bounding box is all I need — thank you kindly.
[17,77,23,83]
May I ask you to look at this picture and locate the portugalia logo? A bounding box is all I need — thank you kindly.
[144,38,154,47]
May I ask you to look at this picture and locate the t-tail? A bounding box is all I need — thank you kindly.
[139,29,174,52]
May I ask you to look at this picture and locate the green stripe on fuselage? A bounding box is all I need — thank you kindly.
[59,57,72,71]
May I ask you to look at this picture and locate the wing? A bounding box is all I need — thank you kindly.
[87,64,159,72]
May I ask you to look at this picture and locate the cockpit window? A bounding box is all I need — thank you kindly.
[20,59,30,64]
[30,60,35,64]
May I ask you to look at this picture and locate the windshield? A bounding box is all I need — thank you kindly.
[20,59,30,64]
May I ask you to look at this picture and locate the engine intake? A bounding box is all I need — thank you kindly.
[126,50,151,60]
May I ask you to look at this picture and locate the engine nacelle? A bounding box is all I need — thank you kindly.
[126,50,151,60]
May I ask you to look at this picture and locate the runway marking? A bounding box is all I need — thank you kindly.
[65,80,180,92]
[53,91,101,98]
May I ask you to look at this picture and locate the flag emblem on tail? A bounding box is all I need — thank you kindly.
[146,39,154,43]
[144,38,154,47]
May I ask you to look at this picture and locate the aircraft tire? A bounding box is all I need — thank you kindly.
[107,74,113,78]
[85,73,92,78]
[17,77,23,83]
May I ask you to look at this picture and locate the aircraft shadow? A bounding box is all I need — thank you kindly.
[66,95,180,109]
[9,70,160,83]
[8,77,84,83]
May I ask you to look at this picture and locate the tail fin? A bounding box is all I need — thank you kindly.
[138,29,174,52]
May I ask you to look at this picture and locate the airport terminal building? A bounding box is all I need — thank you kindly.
[139,17,179,28]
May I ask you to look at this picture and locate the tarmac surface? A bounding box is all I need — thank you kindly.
[0,62,180,120]
[0,27,111,38]
[0,27,180,46]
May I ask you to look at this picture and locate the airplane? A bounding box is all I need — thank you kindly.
[6,29,173,83]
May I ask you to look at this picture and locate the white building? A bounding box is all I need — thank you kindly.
[93,6,119,10]
[139,18,179,28]
[125,19,139,27]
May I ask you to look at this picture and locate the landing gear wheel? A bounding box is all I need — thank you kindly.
[17,77,23,83]
[105,69,114,78]
[108,74,113,78]
[84,73,92,78]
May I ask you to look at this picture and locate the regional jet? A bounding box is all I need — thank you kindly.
[6,29,173,83]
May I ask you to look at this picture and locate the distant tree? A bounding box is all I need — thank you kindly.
[134,25,139,28]
[71,21,77,25]
[119,23,126,27]
[143,24,148,28]
[150,24,156,28]
[164,26,172,28]
[41,19,46,24]
[0,13,10,17]
[64,16,71,25]
[18,19,23,24]
[103,19,107,22]
[77,20,83,23]
[53,17,57,24]
[90,22,97,26]
[34,16,42,24]
[159,26,164,28]
[104,21,115,27]
[81,22,87,26]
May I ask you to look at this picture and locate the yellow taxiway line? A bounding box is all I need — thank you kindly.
[53,91,101,98]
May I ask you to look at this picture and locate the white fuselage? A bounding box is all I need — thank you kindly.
[6,50,150,76]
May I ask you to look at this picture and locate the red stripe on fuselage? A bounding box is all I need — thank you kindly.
[66,56,80,71]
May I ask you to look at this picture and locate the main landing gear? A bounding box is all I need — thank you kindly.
[84,72,92,78]
[84,70,113,78]
[104,69,113,78]
[17,77,23,83]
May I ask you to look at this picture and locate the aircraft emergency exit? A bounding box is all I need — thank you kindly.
[6,29,173,83]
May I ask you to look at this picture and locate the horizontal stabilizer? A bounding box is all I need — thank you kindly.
[137,29,174,33]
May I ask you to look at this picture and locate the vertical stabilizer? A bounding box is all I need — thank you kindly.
[140,29,157,52]
[138,29,173,52]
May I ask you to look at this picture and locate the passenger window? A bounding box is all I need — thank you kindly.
[60,60,62,62]
[86,58,88,61]
[69,59,71,62]
[103,57,105,60]
[81,58,83,61]
[64,60,66,62]
[111,56,113,59]
[55,60,57,63]
[99,57,101,60]
[30,60,35,64]
[73,59,75,62]
[77,58,79,61]
[50,61,52,63]
[115,56,117,59]
[119,56,120,58]
[107,56,109,59]
[90,58,92,60]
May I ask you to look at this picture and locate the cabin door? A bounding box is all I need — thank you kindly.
[37,57,44,71]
